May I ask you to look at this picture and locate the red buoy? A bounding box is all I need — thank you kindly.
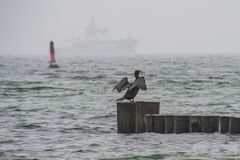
[49,41,59,68]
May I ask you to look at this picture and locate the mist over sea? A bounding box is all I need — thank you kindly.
[0,54,240,160]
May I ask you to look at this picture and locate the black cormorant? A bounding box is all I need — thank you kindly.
[113,70,147,102]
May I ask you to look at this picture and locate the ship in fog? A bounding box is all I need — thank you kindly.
[61,19,138,55]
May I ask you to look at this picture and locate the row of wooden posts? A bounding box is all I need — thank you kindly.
[117,101,240,134]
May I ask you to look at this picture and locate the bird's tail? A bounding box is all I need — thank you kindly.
[116,97,125,101]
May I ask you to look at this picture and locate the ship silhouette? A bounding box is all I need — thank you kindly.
[61,18,138,55]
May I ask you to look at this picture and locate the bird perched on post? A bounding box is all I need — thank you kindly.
[113,70,147,102]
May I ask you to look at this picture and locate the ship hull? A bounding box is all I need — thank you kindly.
[59,39,138,56]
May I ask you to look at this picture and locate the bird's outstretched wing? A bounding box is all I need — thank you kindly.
[113,77,130,92]
[129,77,147,91]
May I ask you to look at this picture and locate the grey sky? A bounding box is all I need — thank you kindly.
[1,0,240,55]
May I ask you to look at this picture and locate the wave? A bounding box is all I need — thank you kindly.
[157,80,183,84]
[108,80,118,84]
[24,81,43,84]
[114,71,129,75]
[184,87,202,90]
[3,86,55,92]
[0,154,40,160]
[14,108,45,112]
[208,76,225,79]
[0,81,43,86]
[0,140,16,144]
[148,74,158,78]
[0,81,21,86]
[70,70,89,74]
[190,79,210,83]
[60,125,113,134]
[0,93,18,97]
[38,73,58,76]
[1,86,79,93]
[158,79,211,85]
[70,75,107,80]
[88,113,115,120]
[17,123,42,129]
[216,82,230,87]
[100,154,168,160]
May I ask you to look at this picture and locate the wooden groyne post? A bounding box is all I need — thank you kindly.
[145,115,240,134]
[117,101,240,134]
[117,101,160,133]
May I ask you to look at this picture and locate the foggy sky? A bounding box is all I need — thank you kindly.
[1,0,240,55]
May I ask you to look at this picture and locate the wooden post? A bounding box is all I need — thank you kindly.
[202,116,219,133]
[229,117,240,134]
[117,102,136,133]
[145,114,154,132]
[190,116,202,132]
[174,116,190,133]
[135,102,160,132]
[117,101,160,133]
[219,117,230,134]
[165,116,174,133]
[153,115,165,133]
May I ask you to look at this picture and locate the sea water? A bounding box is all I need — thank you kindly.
[0,54,240,160]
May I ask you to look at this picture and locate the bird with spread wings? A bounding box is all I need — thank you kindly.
[113,70,147,102]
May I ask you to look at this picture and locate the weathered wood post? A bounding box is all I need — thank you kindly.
[229,117,240,134]
[190,116,202,132]
[219,117,230,134]
[173,116,190,133]
[145,114,154,132]
[202,116,219,133]
[117,101,160,133]
[117,102,136,133]
[165,116,174,133]
[146,115,166,133]
[142,114,240,134]
[153,115,165,133]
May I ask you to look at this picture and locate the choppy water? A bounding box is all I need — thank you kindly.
[0,54,240,160]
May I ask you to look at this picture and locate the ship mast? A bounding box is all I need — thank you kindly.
[85,17,109,41]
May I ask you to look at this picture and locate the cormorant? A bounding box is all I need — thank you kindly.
[113,70,147,102]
